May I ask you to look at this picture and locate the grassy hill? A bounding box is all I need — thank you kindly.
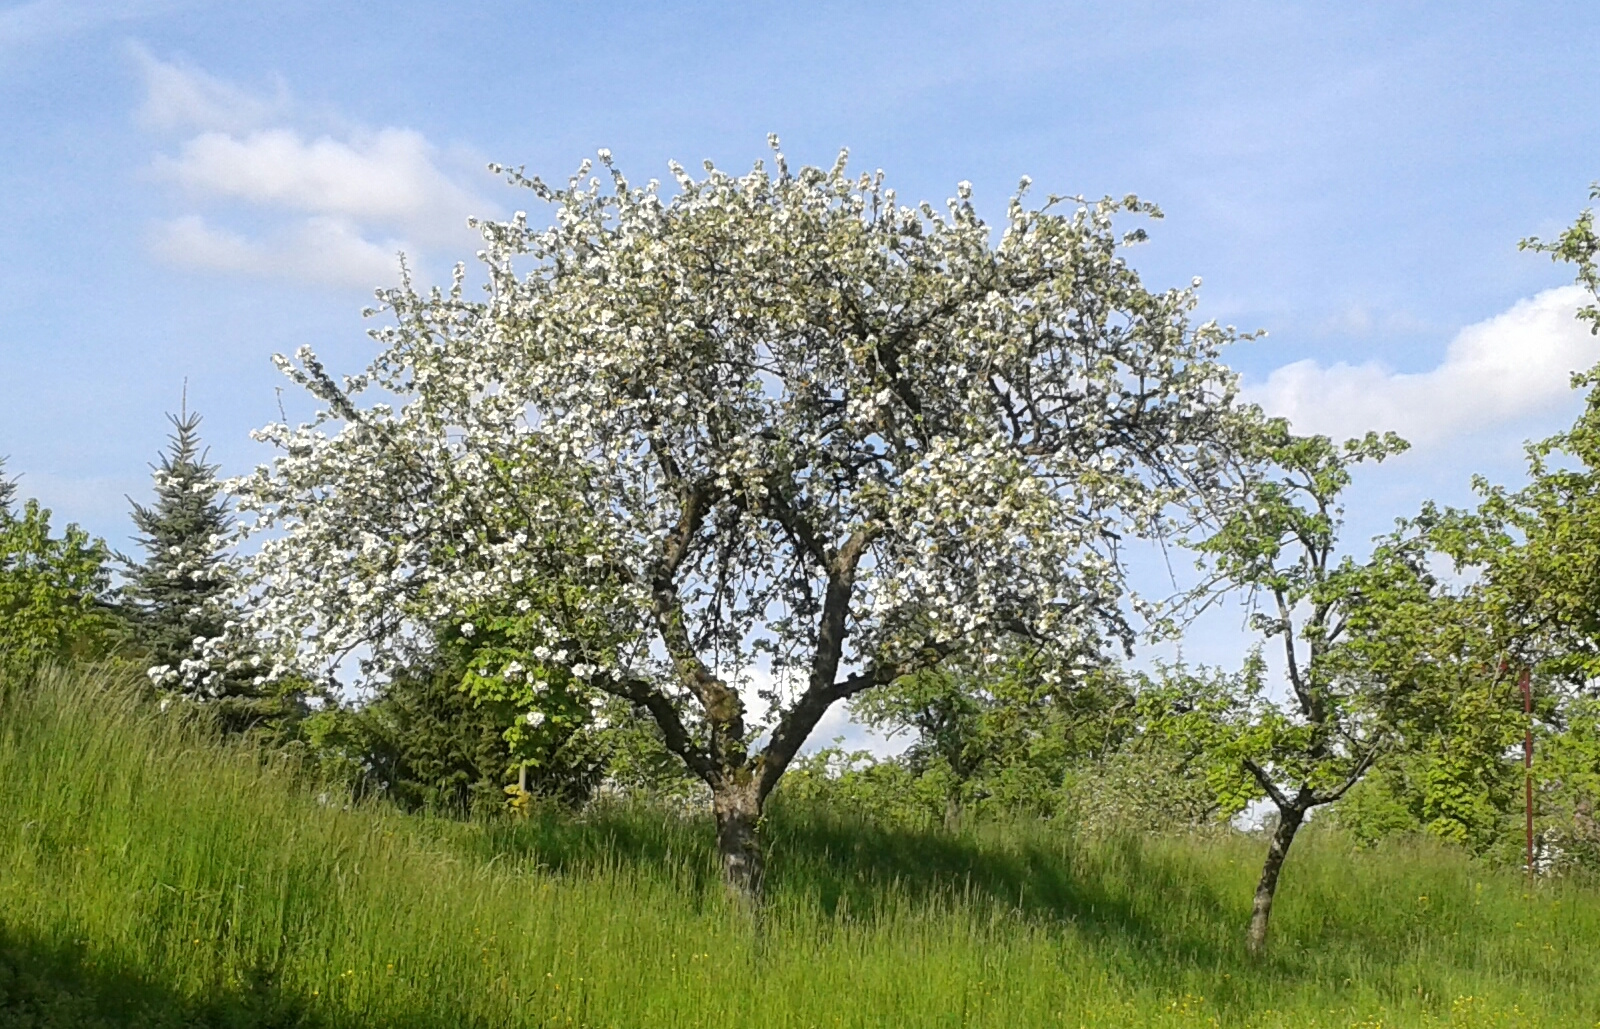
[2,669,1598,1028]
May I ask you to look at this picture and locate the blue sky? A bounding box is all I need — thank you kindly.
[3,1,1599,706]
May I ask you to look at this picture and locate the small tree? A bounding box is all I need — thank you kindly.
[230,142,1245,898]
[1181,425,1468,953]
[124,404,264,719]
[0,463,122,681]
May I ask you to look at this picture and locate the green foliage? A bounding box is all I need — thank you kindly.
[1335,687,1600,876]
[848,645,1137,819]
[1536,696,1600,871]
[6,666,1600,1027]
[1520,181,1600,334]
[445,609,610,773]
[1132,661,1266,821]
[298,624,693,818]
[259,605,706,820]
[1332,761,1429,847]
[1333,673,1524,859]
[1413,689,1522,852]
[0,465,123,681]
[587,694,707,803]
[1442,366,1600,684]
[354,662,610,814]
[1171,424,1431,820]
[779,747,953,826]
[1413,352,1600,868]
[784,658,1232,834]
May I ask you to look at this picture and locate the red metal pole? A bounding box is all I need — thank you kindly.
[1521,667,1533,878]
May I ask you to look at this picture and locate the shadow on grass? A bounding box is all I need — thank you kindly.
[0,925,309,1029]
[0,925,491,1029]
[461,799,1248,967]
[434,801,1600,1021]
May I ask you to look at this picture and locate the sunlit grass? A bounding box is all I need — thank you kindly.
[2,666,1597,1027]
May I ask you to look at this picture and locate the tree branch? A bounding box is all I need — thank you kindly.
[1242,756,1294,812]
[759,473,829,570]
[647,480,750,772]
[757,632,954,800]
[1310,744,1382,806]
[599,673,718,785]
[1274,586,1317,718]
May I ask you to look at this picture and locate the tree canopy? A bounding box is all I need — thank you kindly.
[227,141,1249,894]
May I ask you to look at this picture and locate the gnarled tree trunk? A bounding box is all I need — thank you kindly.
[712,777,764,903]
[1246,805,1305,955]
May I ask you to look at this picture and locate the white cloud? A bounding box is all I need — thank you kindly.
[138,53,496,289]
[157,127,487,244]
[1248,286,1598,447]
[151,214,402,290]
[133,45,287,132]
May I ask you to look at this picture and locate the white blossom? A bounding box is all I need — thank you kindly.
[225,141,1242,817]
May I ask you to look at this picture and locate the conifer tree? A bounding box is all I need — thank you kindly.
[0,457,16,517]
[124,402,257,712]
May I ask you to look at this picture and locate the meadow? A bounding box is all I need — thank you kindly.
[2,668,1598,1029]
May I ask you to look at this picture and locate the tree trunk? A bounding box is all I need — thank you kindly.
[1246,806,1304,956]
[943,794,961,832]
[713,780,764,904]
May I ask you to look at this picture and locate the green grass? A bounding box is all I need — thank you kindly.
[2,668,1598,1028]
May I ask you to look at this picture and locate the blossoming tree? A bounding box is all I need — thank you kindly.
[229,141,1243,897]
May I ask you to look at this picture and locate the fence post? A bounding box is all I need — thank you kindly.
[1520,667,1533,878]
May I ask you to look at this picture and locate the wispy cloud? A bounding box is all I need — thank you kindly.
[1248,286,1599,448]
[137,51,497,290]
[1,0,182,50]
[133,44,287,132]
[156,127,488,245]
[150,214,402,290]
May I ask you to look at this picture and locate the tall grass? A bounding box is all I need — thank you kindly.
[2,667,1598,1028]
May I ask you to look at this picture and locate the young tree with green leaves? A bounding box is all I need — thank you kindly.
[0,460,122,680]
[1178,425,1469,954]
